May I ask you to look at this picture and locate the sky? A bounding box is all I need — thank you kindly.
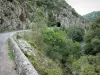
[66,0,100,15]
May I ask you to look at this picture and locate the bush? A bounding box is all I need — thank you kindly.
[43,29,81,62]
[67,25,85,42]
[72,54,100,75]
[85,18,100,55]
[32,59,63,75]
[30,50,63,75]
[42,29,82,74]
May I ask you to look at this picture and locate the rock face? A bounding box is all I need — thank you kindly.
[0,0,87,32]
[57,6,87,28]
[0,0,28,32]
[49,1,87,28]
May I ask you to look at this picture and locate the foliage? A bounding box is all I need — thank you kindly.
[17,1,83,73]
[28,41,38,49]
[34,7,48,26]
[67,25,85,42]
[8,41,14,60]
[43,29,66,60]
[83,11,100,21]
[9,49,14,60]
[32,58,62,75]
[24,48,63,75]
[19,7,64,74]
[85,17,100,55]
[47,11,56,27]
[36,0,66,10]
[21,27,82,75]
[29,0,71,27]
[72,54,100,75]
[42,29,82,75]
[43,29,81,60]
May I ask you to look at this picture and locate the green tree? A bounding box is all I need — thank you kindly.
[72,54,100,75]
[43,29,81,61]
[67,25,85,42]
[85,17,100,55]
[43,29,82,75]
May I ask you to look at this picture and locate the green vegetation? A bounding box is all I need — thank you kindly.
[9,49,14,60]
[85,17,100,55]
[16,2,84,74]
[24,43,63,75]
[8,41,14,60]
[42,29,82,74]
[18,16,100,74]
[43,29,81,61]
[20,28,82,75]
[68,17,100,75]
[66,25,85,42]
[15,0,100,75]
[72,53,100,75]
[21,16,100,75]
[31,53,63,75]
[16,7,83,73]
[19,24,82,75]
[83,11,100,21]
[69,17,100,75]
[17,12,100,75]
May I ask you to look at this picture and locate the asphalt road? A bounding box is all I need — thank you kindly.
[0,32,17,75]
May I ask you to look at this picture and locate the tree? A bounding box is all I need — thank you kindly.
[67,25,85,42]
[85,17,100,55]
[43,29,81,61]
[43,29,82,75]
[72,54,100,75]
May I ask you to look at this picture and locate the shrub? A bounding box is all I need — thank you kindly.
[43,29,81,62]
[67,25,85,42]
[85,18,100,55]
[8,41,14,60]
[72,54,100,75]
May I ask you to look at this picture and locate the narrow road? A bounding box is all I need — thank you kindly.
[0,32,17,75]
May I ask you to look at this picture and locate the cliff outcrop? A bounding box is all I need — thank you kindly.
[0,0,87,32]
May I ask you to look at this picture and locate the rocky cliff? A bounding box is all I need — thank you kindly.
[0,0,87,32]
[0,0,28,32]
[55,3,87,28]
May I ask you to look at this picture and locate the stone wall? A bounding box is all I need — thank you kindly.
[9,36,38,75]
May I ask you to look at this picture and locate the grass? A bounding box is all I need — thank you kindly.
[8,41,14,60]
[9,49,14,60]
[24,45,63,75]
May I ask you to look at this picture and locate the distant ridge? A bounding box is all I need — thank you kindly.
[83,11,100,21]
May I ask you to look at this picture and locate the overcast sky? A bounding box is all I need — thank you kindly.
[66,0,100,15]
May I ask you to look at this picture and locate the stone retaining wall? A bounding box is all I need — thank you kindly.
[9,35,38,75]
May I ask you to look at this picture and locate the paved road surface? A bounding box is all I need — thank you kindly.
[0,32,17,75]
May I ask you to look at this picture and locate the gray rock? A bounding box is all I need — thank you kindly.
[0,0,88,32]
[0,0,28,32]
[17,40,36,56]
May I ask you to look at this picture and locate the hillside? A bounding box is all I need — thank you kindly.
[83,11,100,21]
[0,0,87,32]
[0,0,100,75]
